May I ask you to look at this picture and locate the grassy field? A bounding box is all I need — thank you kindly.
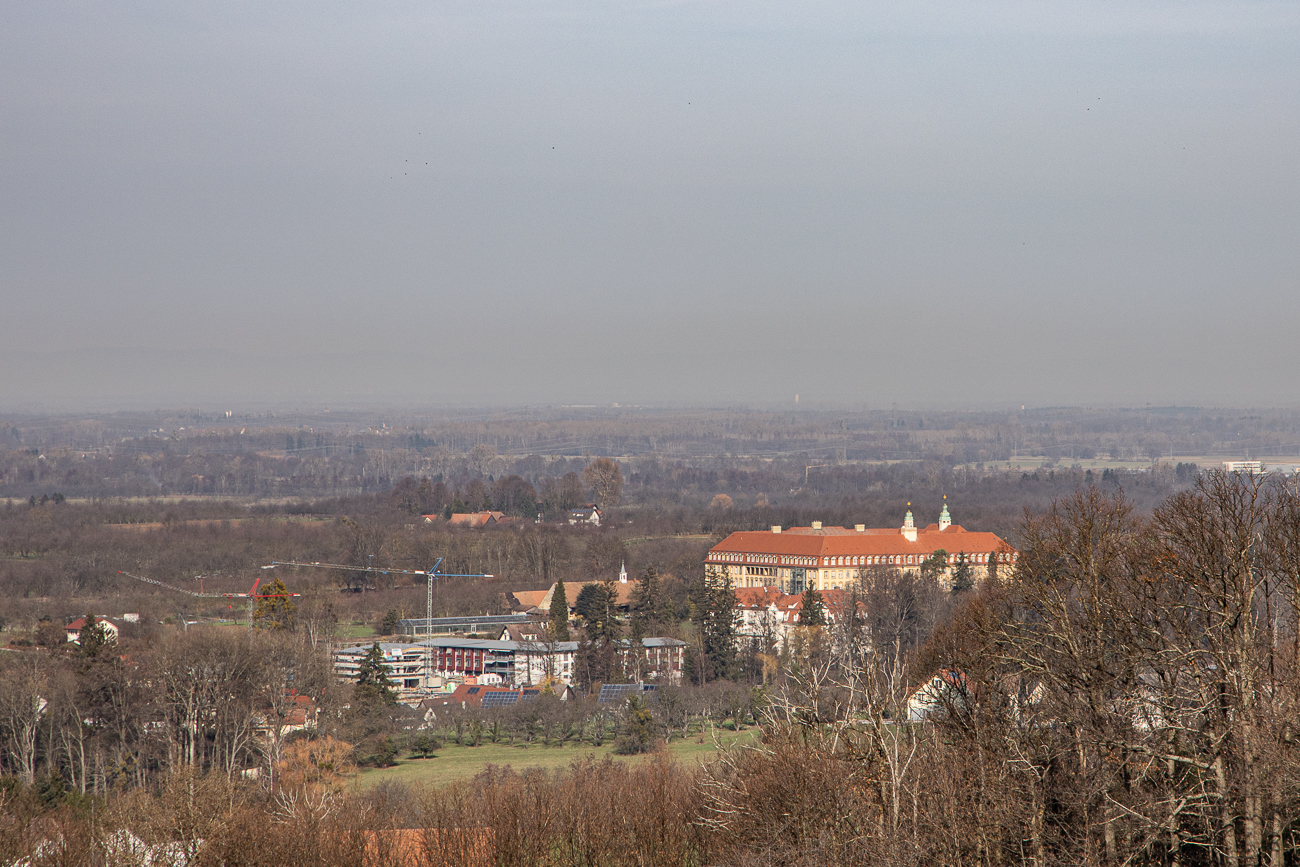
[350,727,757,790]
[340,622,379,639]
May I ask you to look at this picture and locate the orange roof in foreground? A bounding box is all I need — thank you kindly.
[710,524,1010,559]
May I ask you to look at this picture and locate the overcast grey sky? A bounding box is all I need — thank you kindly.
[2,0,1297,409]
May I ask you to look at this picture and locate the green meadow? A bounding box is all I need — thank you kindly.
[351,727,757,789]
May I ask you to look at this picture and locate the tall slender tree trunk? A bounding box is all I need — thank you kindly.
[1268,808,1283,867]
[1215,755,1240,867]
[1242,723,1262,865]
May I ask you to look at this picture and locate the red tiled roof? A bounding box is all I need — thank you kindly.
[734,587,784,609]
[428,684,524,709]
[709,523,1010,560]
[448,511,504,528]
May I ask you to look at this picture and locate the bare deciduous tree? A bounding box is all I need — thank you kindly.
[581,458,623,508]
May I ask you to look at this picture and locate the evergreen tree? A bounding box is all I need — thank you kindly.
[919,549,949,582]
[549,580,570,641]
[690,567,739,682]
[574,579,622,686]
[252,577,297,631]
[799,587,827,626]
[574,630,619,688]
[78,614,115,658]
[574,581,619,642]
[354,642,397,706]
[613,696,658,755]
[950,552,974,594]
[631,566,662,631]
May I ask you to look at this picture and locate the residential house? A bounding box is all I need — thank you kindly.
[447,511,505,528]
[567,504,602,527]
[499,622,549,643]
[906,669,972,722]
[66,614,134,645]
[734,587,785,643]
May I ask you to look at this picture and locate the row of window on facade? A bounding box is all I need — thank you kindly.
[709,552,816,565]
[715,551,1008,569]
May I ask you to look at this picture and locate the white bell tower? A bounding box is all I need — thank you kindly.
[901,503,917,542]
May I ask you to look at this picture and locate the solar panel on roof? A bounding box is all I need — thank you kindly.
[480,691,520,708]
[519,689,541,701]
[598,684,638,704]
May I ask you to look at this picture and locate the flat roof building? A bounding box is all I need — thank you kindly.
[333,634,686,702]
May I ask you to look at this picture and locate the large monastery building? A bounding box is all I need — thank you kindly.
[706,501,1015,594]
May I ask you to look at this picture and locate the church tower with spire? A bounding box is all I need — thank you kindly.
[939,496,951,532]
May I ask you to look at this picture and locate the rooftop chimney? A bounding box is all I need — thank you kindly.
[811,521,823,530]
[855,524,866,532]
[771,525,782,534]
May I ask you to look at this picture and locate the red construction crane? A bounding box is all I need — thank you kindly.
[119,571,299,628]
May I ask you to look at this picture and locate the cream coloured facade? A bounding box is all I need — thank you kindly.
[706,504,1015,594]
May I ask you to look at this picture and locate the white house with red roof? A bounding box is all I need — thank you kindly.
[706,502,1015,594]
[735,586,866,646]
[66,614,135,644]
[734,587,785,641]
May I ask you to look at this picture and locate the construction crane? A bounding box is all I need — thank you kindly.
[264,558,493,691]
[119,571,300,628]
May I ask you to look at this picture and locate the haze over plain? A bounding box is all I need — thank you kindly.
[2,1,1297,409]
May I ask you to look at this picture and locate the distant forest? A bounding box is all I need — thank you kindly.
[4,405,1295,504]
[1,405,1276,633]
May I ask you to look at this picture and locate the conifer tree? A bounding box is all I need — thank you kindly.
[690,567,739,682]
[78,613,115,658]
[354,642,397,706]
[799,587,827,626]
[632,566,662,631]
[549,580,570,641]
[950,552,974,594]
[252,577,297,630]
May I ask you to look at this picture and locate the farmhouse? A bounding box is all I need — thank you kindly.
[567,504,602,527]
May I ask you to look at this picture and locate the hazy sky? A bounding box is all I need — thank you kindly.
[3,1,1298,409]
